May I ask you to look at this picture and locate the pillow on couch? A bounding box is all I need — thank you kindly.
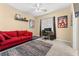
[0,34,5,42]
[2,31,17,37]
[1,33,11,39]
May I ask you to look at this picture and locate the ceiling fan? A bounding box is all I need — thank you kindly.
[33,3,47,12]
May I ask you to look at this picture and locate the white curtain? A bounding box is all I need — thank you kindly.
[41,17,54,32]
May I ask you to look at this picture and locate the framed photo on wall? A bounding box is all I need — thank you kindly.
[29,19,35,28]
[58,16,68,28]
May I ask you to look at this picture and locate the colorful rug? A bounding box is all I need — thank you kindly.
[0,39,52,56]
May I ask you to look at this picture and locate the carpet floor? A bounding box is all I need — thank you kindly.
[0,39,52,56]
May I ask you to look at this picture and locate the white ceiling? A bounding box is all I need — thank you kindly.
[8,3,71,16]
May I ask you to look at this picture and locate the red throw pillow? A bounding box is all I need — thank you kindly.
[0,34,5,42]
[2,31,17,37]
[1,33,11,39]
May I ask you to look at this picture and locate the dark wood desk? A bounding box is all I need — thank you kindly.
[42,31,55,40]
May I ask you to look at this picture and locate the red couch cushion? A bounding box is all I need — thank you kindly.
[18,31,28,36]
[18,31,32,37]
[0,36,32,46]
[0,34,5,42]
[2,31,17,37]
[18,36,31,39]
[0,37,21,45]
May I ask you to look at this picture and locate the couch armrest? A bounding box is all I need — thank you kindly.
[28,32,32,36]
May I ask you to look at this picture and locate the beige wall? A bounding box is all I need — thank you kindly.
[0,4,35,35]
[34,5,73,42]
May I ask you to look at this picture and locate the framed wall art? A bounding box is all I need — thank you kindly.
[58,16,68,28]
[29,19,35,28]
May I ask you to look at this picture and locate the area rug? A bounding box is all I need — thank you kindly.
[0,39,52,56]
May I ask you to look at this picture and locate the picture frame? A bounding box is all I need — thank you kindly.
[29,19,35,28]
[58,16,68,28]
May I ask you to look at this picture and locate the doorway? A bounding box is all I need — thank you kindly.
[40,17,56,39]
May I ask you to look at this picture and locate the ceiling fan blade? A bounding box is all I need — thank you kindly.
[42,9,47,12]
[40,8,47,12]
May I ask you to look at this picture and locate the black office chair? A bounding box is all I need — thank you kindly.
[42,28,52,39]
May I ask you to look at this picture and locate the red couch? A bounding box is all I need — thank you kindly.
[0,30,32,51]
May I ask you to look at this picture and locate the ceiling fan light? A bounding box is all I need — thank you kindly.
[35,9,42,12]
[34,3,47,13]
